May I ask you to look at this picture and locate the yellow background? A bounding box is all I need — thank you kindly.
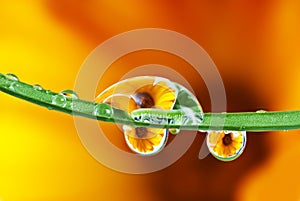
[1,1,300,200]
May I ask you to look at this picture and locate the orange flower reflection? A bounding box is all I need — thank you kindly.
[207,131,245,159]
[95,76,177,155]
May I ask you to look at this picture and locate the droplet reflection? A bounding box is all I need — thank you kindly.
[206,130,246,161]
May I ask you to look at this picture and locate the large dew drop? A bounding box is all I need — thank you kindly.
[206,130,247,161]
[95,76,177,156]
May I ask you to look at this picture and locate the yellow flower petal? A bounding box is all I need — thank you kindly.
[149,134,163,146]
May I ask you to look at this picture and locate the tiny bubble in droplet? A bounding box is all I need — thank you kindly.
[60,89,79,99]
[33,84,43,91]
[5,73,19,81]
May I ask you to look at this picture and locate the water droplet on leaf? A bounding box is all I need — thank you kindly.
[123,125,168,156]
[169,128,180,134]
[5,73,19,81]
[206,130,247,161]
[93,103,113,118]
[60,90,79,99]
[33,84,43,91]
[52,94,67,107]
[256,110,266,113]
[8,82,20,92]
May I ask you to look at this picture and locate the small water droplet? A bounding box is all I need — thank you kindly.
[5,73,19,81]
[60,89,79,99]
[256,110,267,113]
[169,128,180,134]
[52,94,67,107]
[33,84,43,91]
[8,82,20,91]
[69,102,75,110]
[93,103,113,118]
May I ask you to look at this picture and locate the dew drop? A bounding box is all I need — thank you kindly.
[93,103,113,118]
[5,73,19,81]
[169,128,180,134]
[256,110,266,113]
[123,126,169,156]
[8,82,20,92]
[52,94,67,107]
[206,130,247,161]
[60,89,79,99]
[33,84,43,91]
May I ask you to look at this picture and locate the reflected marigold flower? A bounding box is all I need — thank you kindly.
[207,130,246,161]
[95,76,177,155]
[123,126,168,154]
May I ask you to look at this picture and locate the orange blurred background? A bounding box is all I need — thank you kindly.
[1,1,300,200]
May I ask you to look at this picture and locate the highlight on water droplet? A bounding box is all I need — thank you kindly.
[256,110,267,113]
[52,94,67,107]
[5,73,19,81]
[93,103,113,118]
[33,84,43,91]
[60,89,79,99]
[206,130,246,161]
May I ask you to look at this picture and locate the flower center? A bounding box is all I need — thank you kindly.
[133,92,155,108]
[222,134,232,146]
[135,127,148,138]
